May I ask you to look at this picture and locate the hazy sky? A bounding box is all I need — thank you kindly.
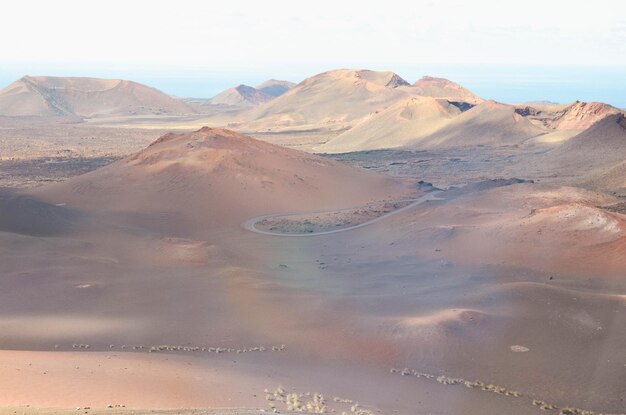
[2,0,625,104]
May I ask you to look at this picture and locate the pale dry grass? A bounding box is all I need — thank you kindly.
[391,367,624,415]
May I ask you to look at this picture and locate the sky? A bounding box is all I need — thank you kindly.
[1,0,625,106]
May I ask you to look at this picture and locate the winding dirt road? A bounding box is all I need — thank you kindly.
[243,191,444,237]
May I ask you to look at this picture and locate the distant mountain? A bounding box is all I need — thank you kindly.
[545,101,623,130]
[184,81,294,113]
[213,69,488,135]
[0,76,195,118]
[518,101,624,130]
[256,79,296,97]
[316,96,464,152]
[208,84,273,107]
[317,100,543,153]
[417,101,544,147]
[523,100,560,106]
[412,76,480,102]
[243,69,416,130]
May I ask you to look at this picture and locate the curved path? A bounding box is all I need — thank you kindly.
[243,191,444,237]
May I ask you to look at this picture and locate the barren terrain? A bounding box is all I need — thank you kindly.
[0,70,625,415]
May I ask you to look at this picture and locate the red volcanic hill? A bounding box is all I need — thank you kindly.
[32,127,413,234]
[545,101,623,130]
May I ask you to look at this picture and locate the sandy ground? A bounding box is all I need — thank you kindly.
[0,123,175,188]
[0,126,625,415]
[1,408,288,415]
